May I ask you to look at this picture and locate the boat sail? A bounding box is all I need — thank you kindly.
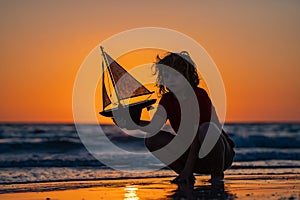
[99,46,156,122]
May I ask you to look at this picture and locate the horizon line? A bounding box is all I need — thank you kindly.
[0,120,299,125]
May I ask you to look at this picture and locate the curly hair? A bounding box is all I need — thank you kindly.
[153,51,200,95]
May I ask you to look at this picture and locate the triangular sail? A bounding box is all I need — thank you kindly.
[102,61,111,109]
[103,51,154,101]
[99,46,157,118]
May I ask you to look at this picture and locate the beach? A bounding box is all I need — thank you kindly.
[0,174,299,200]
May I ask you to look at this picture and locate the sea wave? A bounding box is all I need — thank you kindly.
[0,123,299,169]
[0,139,84,153]
[232,135,300,148]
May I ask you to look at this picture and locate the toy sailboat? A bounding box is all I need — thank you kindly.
[99,46,156,123]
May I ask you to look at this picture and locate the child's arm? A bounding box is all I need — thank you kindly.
[177,88,214,181]
[112,105,167,135]
[178,129,201,181]
[137,113,166,134]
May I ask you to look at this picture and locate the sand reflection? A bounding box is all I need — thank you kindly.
[124,185,139,200]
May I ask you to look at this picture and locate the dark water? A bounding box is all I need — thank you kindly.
[0,123,299,185]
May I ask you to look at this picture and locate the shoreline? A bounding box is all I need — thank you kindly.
[0,174,299,199]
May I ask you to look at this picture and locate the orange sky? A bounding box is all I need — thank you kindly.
[0,1,299,123]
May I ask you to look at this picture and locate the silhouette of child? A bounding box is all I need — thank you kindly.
[113,51,235,186]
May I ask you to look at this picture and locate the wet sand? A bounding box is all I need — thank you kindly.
[0,174,299,200]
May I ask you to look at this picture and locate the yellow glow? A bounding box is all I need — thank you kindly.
[124,185,139,200]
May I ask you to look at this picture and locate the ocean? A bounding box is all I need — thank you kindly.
[0,123,300,193]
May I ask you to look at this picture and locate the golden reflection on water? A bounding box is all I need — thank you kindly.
[124,185,139,200]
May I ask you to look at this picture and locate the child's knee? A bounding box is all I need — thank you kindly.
[144,136,155,151]
[215,136,225,152]
[198,122,222,142]
[144,131,173,151]
[198,122,210,142]
[198,122,223,158]
[206,136,226,161]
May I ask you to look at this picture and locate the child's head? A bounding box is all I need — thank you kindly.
[154,51,200,94]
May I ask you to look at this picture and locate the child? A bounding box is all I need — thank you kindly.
[113,51,235,186]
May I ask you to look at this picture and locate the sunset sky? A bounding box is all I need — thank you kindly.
[0,0,299,123]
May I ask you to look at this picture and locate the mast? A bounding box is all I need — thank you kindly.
[101,61,111,109]
[101,61,105,109]
[100,46,121,105]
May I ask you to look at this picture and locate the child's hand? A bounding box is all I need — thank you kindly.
[171,173,195,186]
[112,117,127,129]
[112,116,138,130]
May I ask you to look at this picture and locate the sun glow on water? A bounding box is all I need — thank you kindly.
[124,185,139,200]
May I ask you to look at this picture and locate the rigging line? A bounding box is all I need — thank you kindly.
[146,93,152,100]
[101,61,112,99]
[106,70,112,98]
[106,70,117,106]
[101,61,113,109]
